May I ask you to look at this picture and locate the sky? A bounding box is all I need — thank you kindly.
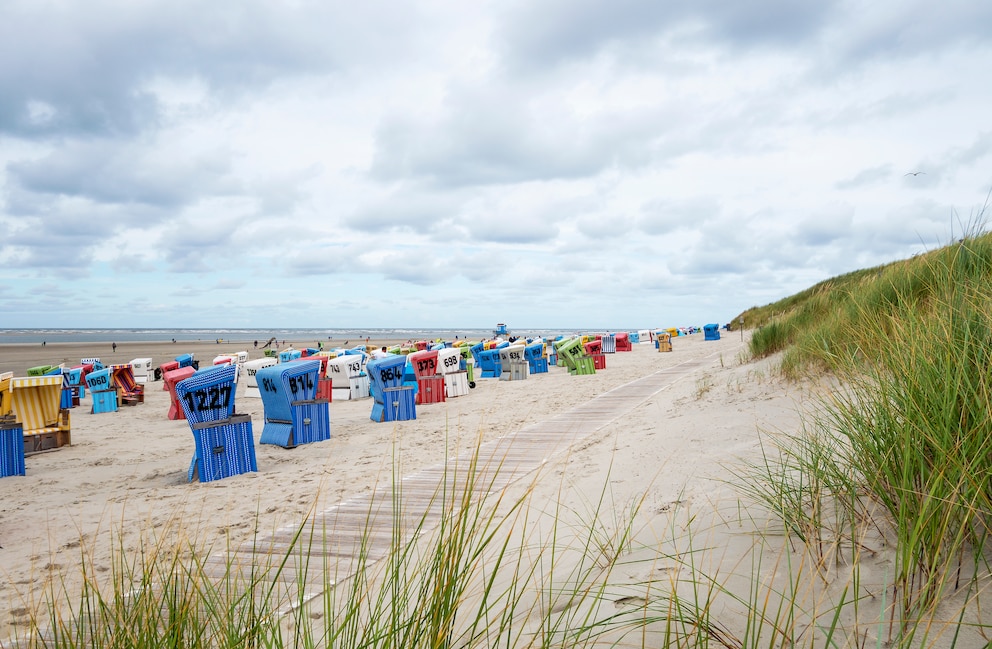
[1,1,991,330]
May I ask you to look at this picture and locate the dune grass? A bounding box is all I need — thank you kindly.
[730,217,992,646]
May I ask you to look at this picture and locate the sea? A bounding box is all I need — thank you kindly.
[0,327,603,345]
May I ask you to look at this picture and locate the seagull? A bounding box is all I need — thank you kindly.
[904,171,926,176]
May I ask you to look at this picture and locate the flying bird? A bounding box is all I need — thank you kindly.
[904,171,926,176]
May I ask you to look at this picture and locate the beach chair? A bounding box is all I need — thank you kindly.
[326,355,370,401]
[86,368,118,414]
[584,340,607,370]
[59,369,76,409]
[408,349,445,404]
[498,345,528,381]
[81,357,103,371]
[367,355,415,423]
[256,360,330,448]
[437,347,469,398]
[615,332,632,352]
[1,420,25,477]
[129,358,154,384]
[525,342,549,374]
[110,364,144,406]
[65,366,86,405]
[175,353,195,369]
[10,376,72,454]
[657,332,673,352]
[278,349,301,363]
[175,364,257,482]
[159,360,179,388]
[704,323,721,341]
[600,335,617,354]
[242,357,277,398]
[478,348,503,379]
[0,372,14,419]
[556,338,595,376]
[164,366,197,420]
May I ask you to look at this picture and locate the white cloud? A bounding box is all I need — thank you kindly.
[1,0,991,328]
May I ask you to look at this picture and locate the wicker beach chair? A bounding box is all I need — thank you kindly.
[256,359,329,448]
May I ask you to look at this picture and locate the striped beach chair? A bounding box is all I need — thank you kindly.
[9,376,71,454]
[257,360,330,448]
[1,420,25,477]
[367,355,415,423]
[110,364,144,405]
[176,364,257,482]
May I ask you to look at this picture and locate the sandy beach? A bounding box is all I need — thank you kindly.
[0,333,822,641]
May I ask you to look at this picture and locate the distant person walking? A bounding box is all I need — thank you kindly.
[112,342,117,353]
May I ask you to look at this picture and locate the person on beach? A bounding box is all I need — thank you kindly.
[112,342,117,352]
[372,346,389,359]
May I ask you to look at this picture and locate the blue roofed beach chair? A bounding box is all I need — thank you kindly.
[86,368,119,414]
[256,360,330,448]
[704,323,721,340]
[175,364,257,482]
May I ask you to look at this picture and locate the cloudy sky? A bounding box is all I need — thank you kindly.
[2,1,990,330]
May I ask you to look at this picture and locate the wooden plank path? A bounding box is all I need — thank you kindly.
[207,352,722,613]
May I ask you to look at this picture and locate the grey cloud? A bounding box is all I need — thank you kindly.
[497,0,837,69]
[0,1,422,138]
[795,205,854,245]
[7,141,239,210]
[835,164,893,190]
[837,1,992,65]
[369,85,659,187]
[637,196,721,235]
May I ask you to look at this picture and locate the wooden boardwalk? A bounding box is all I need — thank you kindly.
[206,353,720,613]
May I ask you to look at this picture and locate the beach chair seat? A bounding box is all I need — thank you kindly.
[110,364,144,406]
[159,360,179,389]
[704,323,721,341]
[129,358,154,384]
[1,421,25,477]
[657,333,673,352]
[187,414,257,483]
[615,332,632,352]
[408,350,445,405]
[570,356,596,376]
[370,386,416,423]
[443,371,470,398]
[256,360,330,448]
[85,368,118,414]
[175,353,195,369]
[528,357,549,374]
[10,376,72,453]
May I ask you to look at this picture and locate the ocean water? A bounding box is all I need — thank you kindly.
[0,327,598,345]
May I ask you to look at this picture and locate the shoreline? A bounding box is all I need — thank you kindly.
[0,337,414,377]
